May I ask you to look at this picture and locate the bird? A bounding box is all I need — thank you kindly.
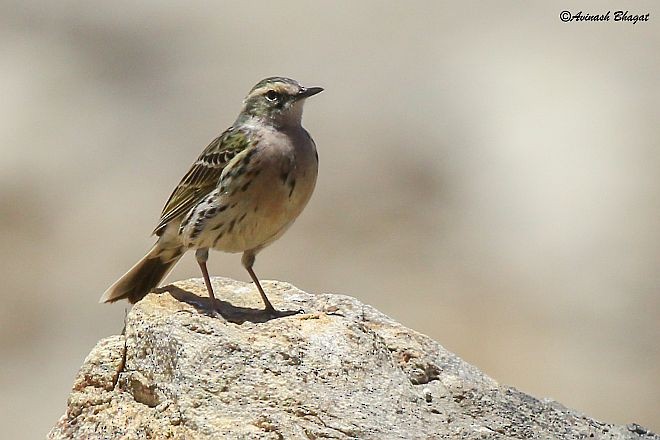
[100,77,323,316]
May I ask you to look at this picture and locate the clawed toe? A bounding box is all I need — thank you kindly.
[203,301,226,320]
[264,307,302,319]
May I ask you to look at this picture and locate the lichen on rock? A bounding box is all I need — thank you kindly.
[49,278,658,439]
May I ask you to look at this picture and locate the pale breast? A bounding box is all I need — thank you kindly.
[180,126,318,253]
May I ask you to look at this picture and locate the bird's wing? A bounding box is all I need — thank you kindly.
[153,126,253,235]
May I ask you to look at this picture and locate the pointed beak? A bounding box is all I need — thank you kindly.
[297,86,324,100]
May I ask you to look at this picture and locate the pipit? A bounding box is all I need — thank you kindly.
[101,77,322,316]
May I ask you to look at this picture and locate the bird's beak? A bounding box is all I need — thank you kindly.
[297,86,324,100]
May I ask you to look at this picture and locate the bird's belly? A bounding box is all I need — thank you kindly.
[181,151,317,253]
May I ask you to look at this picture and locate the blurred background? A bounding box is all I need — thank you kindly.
[1,1,658,437]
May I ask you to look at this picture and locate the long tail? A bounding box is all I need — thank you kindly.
[100,244,184,304]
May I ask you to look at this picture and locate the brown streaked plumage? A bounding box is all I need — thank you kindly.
[101,77,323,316]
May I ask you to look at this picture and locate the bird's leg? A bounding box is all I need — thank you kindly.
[241,251,276,314]
[195,248,221,315]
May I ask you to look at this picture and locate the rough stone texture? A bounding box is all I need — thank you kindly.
[49,278,658,440]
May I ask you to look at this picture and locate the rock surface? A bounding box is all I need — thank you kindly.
[49,278,657,439]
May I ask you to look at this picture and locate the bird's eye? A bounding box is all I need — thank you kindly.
[265,90,280,102]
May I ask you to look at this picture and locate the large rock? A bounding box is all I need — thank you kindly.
[49,278,657,439]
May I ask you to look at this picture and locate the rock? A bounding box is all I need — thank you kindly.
[49,278,658,439]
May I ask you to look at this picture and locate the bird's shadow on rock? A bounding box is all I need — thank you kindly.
[154,285,301,324]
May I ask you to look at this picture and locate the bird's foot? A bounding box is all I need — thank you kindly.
[264,306,304,319]
[203,299,226,320]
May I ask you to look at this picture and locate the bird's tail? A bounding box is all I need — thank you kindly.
[100,244,184,304]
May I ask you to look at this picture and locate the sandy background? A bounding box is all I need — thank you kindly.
[1,1,658,438]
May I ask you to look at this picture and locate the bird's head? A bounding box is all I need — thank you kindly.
[239,77,323,127]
